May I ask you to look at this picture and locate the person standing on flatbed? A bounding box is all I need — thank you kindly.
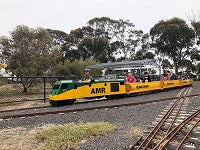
[79,68,93,83]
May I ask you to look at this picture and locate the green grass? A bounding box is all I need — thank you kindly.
[36,122,117,150]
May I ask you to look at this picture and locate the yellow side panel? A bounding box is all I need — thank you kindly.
[163,80,181,89]
[49,89,74,101]
[83,82,126,98]
[125,83,133,92]
[73,86,84,99]
[181,79,193,86]
[125,81,162,94]
[83,83,107,97]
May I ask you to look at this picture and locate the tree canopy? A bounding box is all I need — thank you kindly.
[0,25,60,76]
[150,17,195,73]
[61,17,147,62]
[0,16,200,80]
[0,25,61,92]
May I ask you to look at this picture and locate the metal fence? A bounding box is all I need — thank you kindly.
[0,76,77,105]
[0,75,161,105]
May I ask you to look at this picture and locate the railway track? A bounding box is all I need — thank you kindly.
[0,97,178,120]
[129,87,200,150]
[1,92,199,114]
[0,91,199,120]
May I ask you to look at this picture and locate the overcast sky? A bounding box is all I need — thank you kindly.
[0,0,199,36]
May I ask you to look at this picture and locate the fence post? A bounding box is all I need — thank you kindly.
[43,77,46,103]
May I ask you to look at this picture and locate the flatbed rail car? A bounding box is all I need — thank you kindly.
[49,79,193,106]
[125,79,193,95]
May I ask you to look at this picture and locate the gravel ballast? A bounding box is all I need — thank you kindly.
[0,81,199,150]
[0,88,183,117]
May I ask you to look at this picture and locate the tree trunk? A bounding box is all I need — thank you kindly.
[174,63,178,74]
[23,87,28,93]
[21,78,34,93]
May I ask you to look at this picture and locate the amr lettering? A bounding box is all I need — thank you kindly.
[91,88,106,94]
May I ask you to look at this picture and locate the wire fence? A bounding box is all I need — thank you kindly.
[0,73,197,108]
[0,75,161,105]
[0,76,78,105]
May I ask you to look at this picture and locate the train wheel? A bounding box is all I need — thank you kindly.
[49,99,75,106]
[105,95,112,100]
[106,94,126,100]
[49,100,61,107]
[63,99,76,105]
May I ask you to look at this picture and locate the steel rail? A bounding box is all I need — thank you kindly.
[0,105,51,113]
[166,87,190,134]
[128,88,189,150]
[0,92,189,120]
[1,92,199,114]
[129,88,186,150]
[137,88,189,150]
[153,109,200,150]
[176,118,200,150]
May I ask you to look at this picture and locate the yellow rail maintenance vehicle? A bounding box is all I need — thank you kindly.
[49,59,193,106]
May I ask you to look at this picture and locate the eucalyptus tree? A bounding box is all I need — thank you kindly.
[191,21,200,64]
[179,59,195,72]
[88,17,115,38]
[62,24,115,63]
[131,33,153,60]
[134,50,155,60]
[113,19,144,59]
[161,59,173,70]
[62,17,147,62]
[46,29,67,48]
[191,52,200,62]
[196,63,200,76]
[0,25,60,92]
[88,17,146,60]
[186,11,200,46]
[79,36,112,63]
[61,26,96,62]
[150,17,195,73]
[88,17,118,61]
[185,12,200,76]
[192,21,200,45]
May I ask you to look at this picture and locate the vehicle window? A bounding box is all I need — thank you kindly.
[61,83,68,89]
[110,83,119,92]
[53,84,60,90]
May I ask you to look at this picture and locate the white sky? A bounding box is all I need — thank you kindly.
[0,0,200,36]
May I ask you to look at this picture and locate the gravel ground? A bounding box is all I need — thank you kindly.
[0,88,182,116]
[186,81,200,113]
[1,100,170,150]
[0,82,199,150]
[190,81,200,95]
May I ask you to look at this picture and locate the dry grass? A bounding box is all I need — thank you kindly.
[0,83,52,96]
[0,122,117,150]
[0,100,49,111]
[0,83,52,110]
[124,126,145,138]
[0,84,22,96]
[0,125,50,150]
